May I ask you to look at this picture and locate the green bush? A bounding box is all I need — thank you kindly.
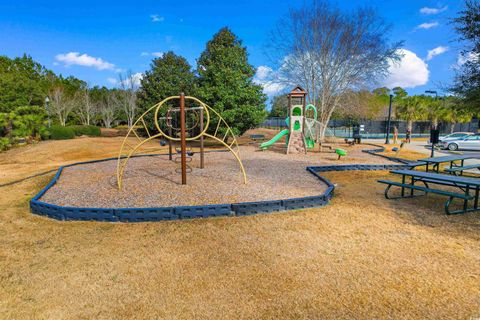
[0,137,11,151]
[69,125,101,137]
[7,106,48,139]
[49,125,75,140]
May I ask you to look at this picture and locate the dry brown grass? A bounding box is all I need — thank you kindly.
[1,136,480,319]
[377,144,428,161]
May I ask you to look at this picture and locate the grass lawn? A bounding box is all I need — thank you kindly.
[1,136,480,319]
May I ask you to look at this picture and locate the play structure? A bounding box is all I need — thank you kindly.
[116,93,247,189]
[260,86,332,153]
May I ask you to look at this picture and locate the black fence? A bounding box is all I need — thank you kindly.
[259,117,479,139]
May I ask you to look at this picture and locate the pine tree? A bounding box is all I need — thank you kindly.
[196,27,267,136]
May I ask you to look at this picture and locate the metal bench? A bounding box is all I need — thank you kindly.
[250,134,266,142]
[444,163,480,176]
[378,179,474,214]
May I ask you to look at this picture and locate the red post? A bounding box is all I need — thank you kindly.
[179,93,187,185]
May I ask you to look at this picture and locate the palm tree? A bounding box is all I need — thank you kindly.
[395,95,424,132]
[440,97,473,133]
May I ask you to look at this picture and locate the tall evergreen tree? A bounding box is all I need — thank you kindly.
[196,27,267,136]
[0,54,56,112]
[137,52,196,112]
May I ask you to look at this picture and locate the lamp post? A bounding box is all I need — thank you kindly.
[385,93,393,144]
[425,90,438,99]
[44,96,51,128]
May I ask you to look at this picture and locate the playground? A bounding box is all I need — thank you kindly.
[26,89,398,221]
[1,88,480,318]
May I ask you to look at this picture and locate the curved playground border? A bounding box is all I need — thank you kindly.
[29,147,415,222]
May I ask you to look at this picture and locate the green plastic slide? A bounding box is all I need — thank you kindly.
[260,129,290,150]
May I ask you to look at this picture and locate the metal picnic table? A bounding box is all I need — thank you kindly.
[380,169,480,214]
[417,154,477,173]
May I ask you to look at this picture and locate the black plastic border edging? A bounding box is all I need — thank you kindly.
[29,149,415,223]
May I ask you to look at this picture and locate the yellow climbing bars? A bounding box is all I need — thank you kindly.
[116,95,247,190]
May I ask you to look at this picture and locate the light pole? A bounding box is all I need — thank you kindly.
[425,90,438,99]
[385,93,393,144]
[44,96,51,128]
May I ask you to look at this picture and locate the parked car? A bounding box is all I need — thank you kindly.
[438,132,473,144]
[441,134,480,151]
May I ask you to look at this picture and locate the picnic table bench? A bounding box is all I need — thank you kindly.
[444,163,480,175]
[417,154,477,173]
[378,169,480,215]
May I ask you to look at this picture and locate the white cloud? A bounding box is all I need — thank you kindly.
[416,22,439,30]
[121,72,143,87]
[107,78,117,85]
[150,14,164,22]
[453,51,480,69]
[253,66,287,96]
[55,52,117,71]
[420,6,448,14]
[255,66,273,81]
[426,46,449,61]
[383,49,429,88]
[140,51,164,58]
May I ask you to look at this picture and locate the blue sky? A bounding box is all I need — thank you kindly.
[0,0,466,98]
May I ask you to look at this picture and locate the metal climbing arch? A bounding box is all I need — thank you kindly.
[116,95,247,190]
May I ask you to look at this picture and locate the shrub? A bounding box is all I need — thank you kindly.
[49,125,75,140]
[0,137,11,151]
[9,106,48,139]
[69,125,101,137]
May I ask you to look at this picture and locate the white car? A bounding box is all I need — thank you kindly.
[438,132,473,144]
[442,134,480,151]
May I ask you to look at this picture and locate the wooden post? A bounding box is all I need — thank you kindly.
[288,94,292,132]
[168,126,173,161]
[200,107,205,169]
[180,93,187,185]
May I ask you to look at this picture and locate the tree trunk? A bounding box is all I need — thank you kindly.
[5,119,13,138]
[407,120,413,132]
[450,122,455,133]
[319,121,327,142]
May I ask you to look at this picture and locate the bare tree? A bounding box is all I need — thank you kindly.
[75,88,96,125]
[48,86,76,126]
[336,89,386,120]
[268,1,401,140]
[118,71,140,127]
[98,91,119,128]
